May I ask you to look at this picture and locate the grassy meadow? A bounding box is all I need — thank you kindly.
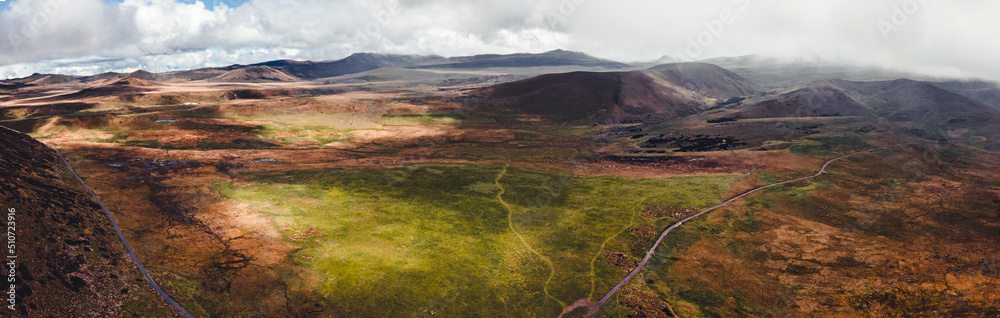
[211,164,742,317]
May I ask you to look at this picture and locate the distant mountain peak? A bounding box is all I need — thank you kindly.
[211,65,298,82]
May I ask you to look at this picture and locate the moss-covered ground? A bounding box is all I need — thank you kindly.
[211,164,741,317]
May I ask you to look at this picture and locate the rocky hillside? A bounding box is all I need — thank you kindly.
[0,127,181,317]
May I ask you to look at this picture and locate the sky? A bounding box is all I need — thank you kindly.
[0,0,998,81]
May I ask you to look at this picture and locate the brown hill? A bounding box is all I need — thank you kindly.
[80,72,126,82]
[475,63,759,123]
[26,74,80,86]
[646,63,760,99]
[740,80,873,118]
[210,65,299,82]
[127,70,158,81]
[157,65,242,81]
[110,76,160,87]
[39,77,158,101]
[0,127,181,316]
[75,70,160,83]
[3,73,81,86]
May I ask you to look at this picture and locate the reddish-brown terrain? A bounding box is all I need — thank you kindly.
[0,126,183,317]
[1,54,999,317]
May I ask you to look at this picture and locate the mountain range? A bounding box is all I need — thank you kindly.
[3,50,627,84]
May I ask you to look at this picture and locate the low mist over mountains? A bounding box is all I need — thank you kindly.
[3,49,998,144]
[3,50,628,84]
[740,78,1000,135]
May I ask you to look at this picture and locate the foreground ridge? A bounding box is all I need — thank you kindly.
[561,144,913,318]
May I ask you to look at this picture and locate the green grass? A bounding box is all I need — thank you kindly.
[453,146,588,159]
[166,277,210,317]
[789,135,871,156]
[380,114,460,126]
[258,125,346,148]
[211,164,741,317]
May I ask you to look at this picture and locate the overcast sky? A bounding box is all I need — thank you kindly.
[0,0,998,81]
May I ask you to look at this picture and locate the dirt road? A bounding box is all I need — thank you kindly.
[562,144,911,318]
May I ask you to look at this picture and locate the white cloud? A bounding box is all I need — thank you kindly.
[0,0,998,81]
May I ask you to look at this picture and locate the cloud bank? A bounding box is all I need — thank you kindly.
[0,0,998,81]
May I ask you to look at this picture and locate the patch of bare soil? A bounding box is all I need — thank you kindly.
[619,284,677,318]
[623,224,657,256]
[601,252,639,274]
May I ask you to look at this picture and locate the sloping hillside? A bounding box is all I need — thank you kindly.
[260,50,626,80]
[741,78,1000,122]
[211,65,299,82]
[0,127,181,317]
[867,79,1000,123]
[930,80,1000,109]
[645,63,760,99]
[476,63,759,123]
[157,65,244,81]
[736,78,1000,149]
[127,70,159,81]
[3,73,80,86]
[43,76,158,101]
[424,49,627,69]
[740,80,873,118]
[255,53,442,79]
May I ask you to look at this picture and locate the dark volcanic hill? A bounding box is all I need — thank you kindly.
[255,53,442,79]
[742,78,1000,122]
[4,50,627,83]
[740,80,873,118]
[475,63,759,123]
[258,50,626,80]
[0,127,182,317]
[738,78,1000,146]
[423,49,627,69]
[929,80,1000,109]
[842,79,1000,125]
[699,55,923,89]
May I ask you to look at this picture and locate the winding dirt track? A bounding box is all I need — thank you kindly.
[50,145,196,318]
[562,144,910,318]
[496,164,567,308]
